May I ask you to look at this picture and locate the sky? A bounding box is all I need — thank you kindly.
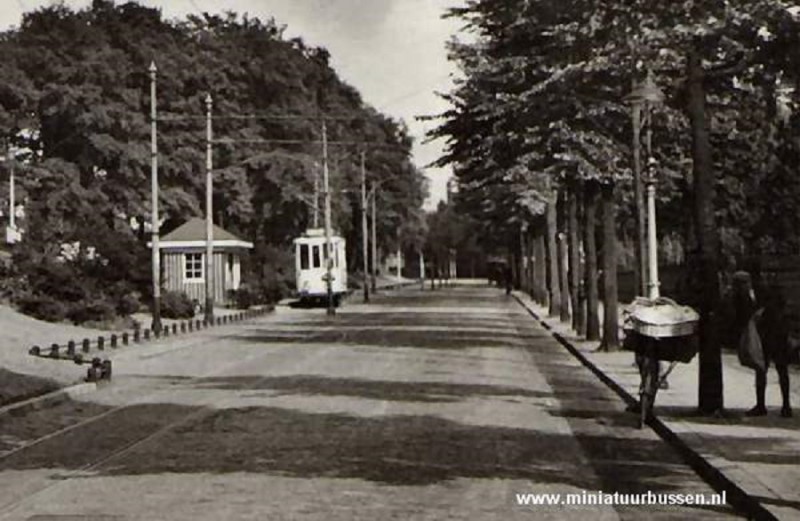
[0,0,463,209]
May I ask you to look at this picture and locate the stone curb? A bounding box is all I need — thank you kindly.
[26,305,274,363]
[512,293,777,521]
[0,382,98,419]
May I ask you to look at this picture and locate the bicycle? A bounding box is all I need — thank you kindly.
[624,297,699,429]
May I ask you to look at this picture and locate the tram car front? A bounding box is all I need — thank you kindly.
[293,228,348,306]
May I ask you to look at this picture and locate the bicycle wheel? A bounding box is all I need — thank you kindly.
[639,355,658,428]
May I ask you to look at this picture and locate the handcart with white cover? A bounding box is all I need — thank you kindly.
[623,297,700,428]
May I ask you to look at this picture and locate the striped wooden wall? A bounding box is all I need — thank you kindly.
[163,251,232,305]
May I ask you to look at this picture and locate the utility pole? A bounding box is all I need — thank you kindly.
[322,120,335,316]
[204,94,215,323]
[313,163,320,228]
[149,62,162,332]
[360,151,369,302]
[419,250,425,290]
[7,146,14,230]
[396,245,402,281]
[370,181,377,294]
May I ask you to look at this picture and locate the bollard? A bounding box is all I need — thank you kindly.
[29,345,41,356]
[216,316,223,326]
[122,332,129,346]
[50,343,60,358]
[187,321,193,332]
[154,327,161,339]
[134,329,141,343]
[82,338,91,353]
[180,322,187,333]
[143,329,150,341]
[67,340,76,357]
[163,326,169,337]
[73,353,83,365]
[172,323,178,335]
[110,334,118,348]
[97,336,105,351]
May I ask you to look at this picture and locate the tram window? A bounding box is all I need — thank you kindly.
[300,244,309,270]
[312,245,321,268]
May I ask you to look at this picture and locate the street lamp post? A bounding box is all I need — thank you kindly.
[625,70,664,301]
[645,157,660,299]
[149,62,162,332]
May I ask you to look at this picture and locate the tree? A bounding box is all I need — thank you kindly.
[0,1,428,318]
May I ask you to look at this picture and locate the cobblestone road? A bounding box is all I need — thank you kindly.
[0,286,740,520]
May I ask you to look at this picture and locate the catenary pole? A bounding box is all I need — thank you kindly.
[361,151,369,302]
[149,62,162,332]
[322,120,335,316]
[370,181,377,294]
[7,146,14,230]
[205,94,215,323]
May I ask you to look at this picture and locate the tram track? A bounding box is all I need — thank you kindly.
[0,309,350,519]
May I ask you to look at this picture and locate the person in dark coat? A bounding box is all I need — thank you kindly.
[753,286,792,417]
[733,271,792,418]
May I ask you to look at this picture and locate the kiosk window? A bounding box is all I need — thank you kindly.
[184,253,203,281]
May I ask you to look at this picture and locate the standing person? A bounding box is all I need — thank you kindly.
[504,263,512,295]
[754,285,793,418]
[731,271,762,415]
[733,271,792,418]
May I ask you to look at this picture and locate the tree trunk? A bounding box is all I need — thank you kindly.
[600,182,620,351]
[568,181,585,333]
[558,189,571,322]
[546,192,561,317]
[632,84,648,297]
[584,181,600,341]
[520,227,530,294]
[535,228,547,306]
[687,48,723,414]
[529,227,538,300]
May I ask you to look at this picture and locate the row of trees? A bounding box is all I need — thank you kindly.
[432,0,800,413]
[0,1,427,321]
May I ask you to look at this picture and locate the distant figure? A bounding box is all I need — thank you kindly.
[504,264,512,295]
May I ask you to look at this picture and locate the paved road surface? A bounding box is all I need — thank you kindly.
[0,286,739,520]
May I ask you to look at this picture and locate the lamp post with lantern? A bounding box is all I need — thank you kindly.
[625,70,664,298]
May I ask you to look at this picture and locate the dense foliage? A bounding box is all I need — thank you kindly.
[433,0,800,260]
[0,1,427,321]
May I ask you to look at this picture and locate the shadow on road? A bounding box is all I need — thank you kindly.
[189,374,552,403]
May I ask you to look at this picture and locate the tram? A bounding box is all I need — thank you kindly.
[293,228,348,305]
